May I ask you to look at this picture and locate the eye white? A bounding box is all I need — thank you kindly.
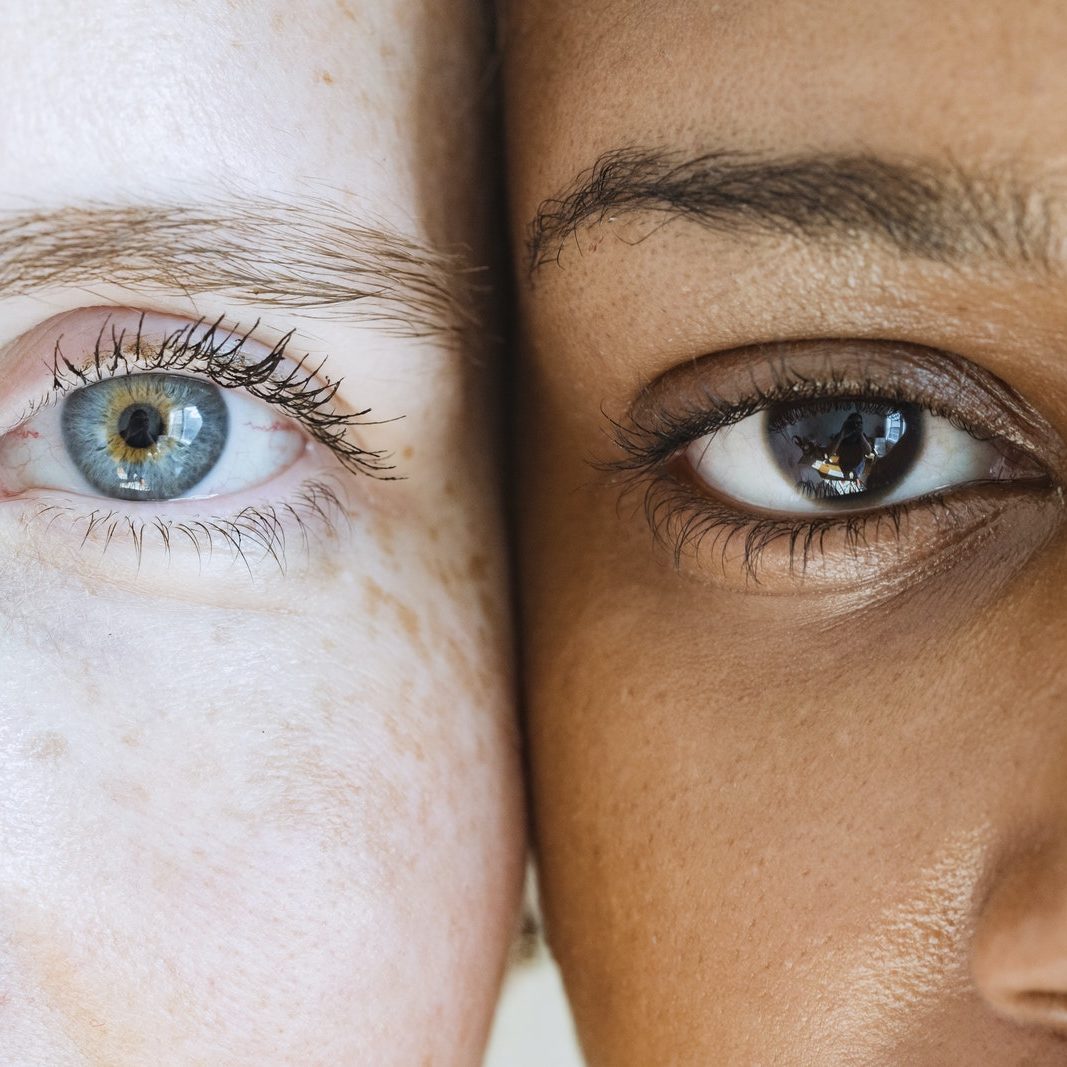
[685,408,1009,515]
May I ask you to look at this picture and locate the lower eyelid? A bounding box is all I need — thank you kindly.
[631,464,1059,594]
[0,462,353,582]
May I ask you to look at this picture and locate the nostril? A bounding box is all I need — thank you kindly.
[970,845,1067,1034]
[1009,990,1067,1025]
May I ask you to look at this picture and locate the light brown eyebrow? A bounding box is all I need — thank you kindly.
[0,197,481,343]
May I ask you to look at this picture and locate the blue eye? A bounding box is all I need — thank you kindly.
[0,369,308,505]
[61,374,229,501]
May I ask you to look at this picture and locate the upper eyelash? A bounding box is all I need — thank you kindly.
[38,312,397,479]
[605,364,998,477]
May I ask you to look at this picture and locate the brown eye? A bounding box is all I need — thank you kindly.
[684,399,1026,516]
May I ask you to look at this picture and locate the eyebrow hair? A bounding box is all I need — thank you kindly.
[0,197,480,343]
[526,148,1056,274]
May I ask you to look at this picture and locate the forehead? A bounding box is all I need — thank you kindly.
[508,0,1067,202]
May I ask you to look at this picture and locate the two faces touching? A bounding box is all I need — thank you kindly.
[3,1,1067,1065]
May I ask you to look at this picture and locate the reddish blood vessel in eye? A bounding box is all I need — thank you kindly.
[243,420,292,433]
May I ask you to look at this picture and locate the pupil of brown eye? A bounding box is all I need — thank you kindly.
[117,404,165,450]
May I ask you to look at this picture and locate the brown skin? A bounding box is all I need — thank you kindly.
[505,2,1067,1063]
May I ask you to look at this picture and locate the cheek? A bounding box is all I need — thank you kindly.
[527,513,1067,1060]
[0,540,522,1064]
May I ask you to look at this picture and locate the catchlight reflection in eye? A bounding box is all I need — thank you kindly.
[687,400,1017,515]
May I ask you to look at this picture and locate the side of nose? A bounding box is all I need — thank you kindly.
[972,842,1067,1031]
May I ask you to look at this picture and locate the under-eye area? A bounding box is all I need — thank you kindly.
[0,307,397,575]
[604,339,1066,588]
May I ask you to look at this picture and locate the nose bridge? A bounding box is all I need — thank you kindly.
[972,834,1067,1031]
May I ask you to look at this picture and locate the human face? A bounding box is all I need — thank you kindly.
[0,2,522,1063]
[506,1,1067,1062]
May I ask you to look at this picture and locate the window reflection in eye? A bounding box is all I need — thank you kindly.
[772,403,917,500]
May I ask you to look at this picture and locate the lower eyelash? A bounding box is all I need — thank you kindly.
[615,464,1009,581]
[28,477,347,576]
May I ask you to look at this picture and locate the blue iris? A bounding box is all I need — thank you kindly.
[62,373,229,501]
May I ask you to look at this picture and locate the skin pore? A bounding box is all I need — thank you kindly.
[506,1,1067,1064]
[0,2,522,1064]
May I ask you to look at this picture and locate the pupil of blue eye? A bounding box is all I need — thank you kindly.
[766,401,922,504]
[62,373,229,501]
[117,404,165,450]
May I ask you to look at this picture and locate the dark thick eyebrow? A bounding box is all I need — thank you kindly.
[527,148,1055,274]
[0,197,480,343]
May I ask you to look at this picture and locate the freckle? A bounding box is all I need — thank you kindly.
[396,602,420,640]
[363,577,385,615]
[313,684,337,727]
[101,778,149,813]
[468,553,488,580]
[402,445,414,460]
[319,70,335,85]
[428,526,439,542]
[444,480,456,498]
[27,731,68,761]
[120,730,141,748]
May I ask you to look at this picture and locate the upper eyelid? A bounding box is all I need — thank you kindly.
[619,339,1064,465]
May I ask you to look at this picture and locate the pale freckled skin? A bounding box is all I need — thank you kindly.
[0,1,521,1064]
[26,731,69,761]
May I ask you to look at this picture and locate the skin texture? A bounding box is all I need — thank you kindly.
[0,1,523,1064]
[506,1,1067,1064]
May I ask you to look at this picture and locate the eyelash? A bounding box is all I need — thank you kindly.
[4,313,387,573]
[30,477,347,577]
[604,361,1049,578]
